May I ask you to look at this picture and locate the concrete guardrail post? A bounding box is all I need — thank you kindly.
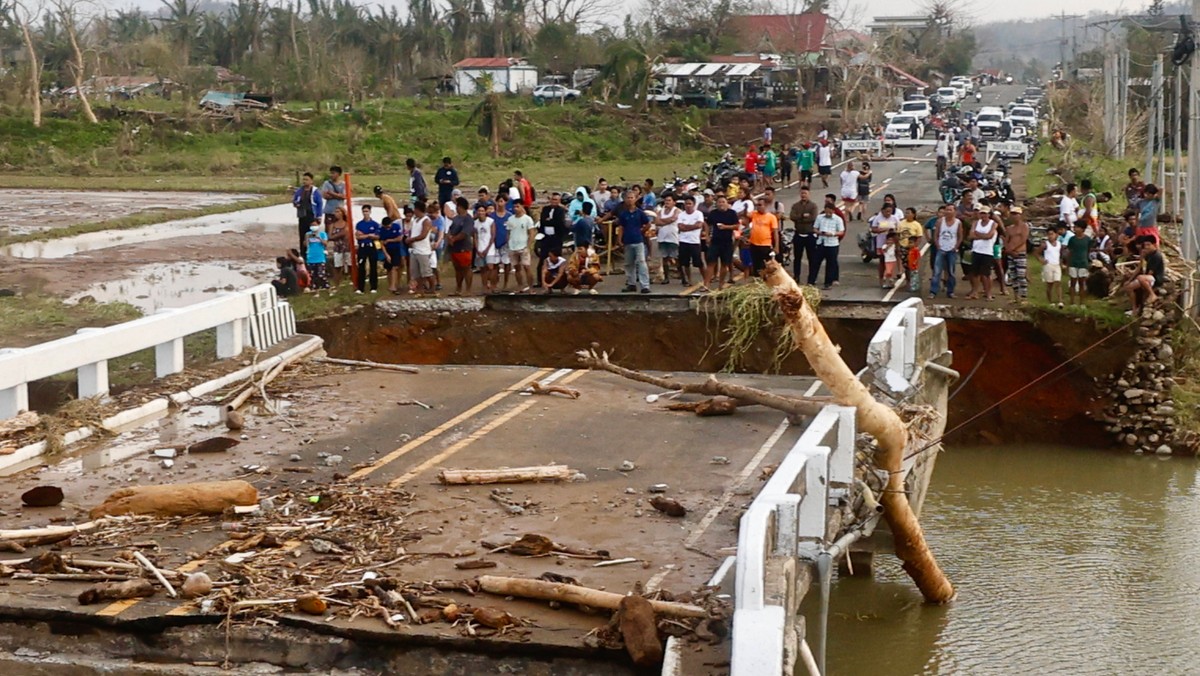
[75,328,109,399]
[216,318,245,359]
[155,338,186,378]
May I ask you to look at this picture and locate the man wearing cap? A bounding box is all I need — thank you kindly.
[699,188,715,216]
[1003,206,1029,301]
[374,185,400,221]
[966,205,998,300]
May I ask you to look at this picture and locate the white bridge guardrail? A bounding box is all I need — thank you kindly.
[0,284,296,419]
[728,298,936,675]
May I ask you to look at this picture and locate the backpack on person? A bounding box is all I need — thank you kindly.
[527,182,537,203]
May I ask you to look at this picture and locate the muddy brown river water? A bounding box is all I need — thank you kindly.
[812,444,1200,675]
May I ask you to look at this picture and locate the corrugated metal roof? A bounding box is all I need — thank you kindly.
[695,63,726,76]
[726,63,763,77]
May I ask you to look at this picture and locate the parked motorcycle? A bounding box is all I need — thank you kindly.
[857,230,876,263]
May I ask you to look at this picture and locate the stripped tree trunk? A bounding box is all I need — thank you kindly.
[19,18,41,128]
[762,260,955,603]
[61,9,98,124]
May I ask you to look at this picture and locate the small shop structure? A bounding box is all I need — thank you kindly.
[452,58,539,95]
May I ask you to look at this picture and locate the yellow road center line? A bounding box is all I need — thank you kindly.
[95,598,141,617]
[388,370,589,487]
[350,368,553,481]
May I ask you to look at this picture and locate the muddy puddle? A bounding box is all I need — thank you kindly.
[67,261,275,312]
[3,202,294,259]
[0,189,262,236]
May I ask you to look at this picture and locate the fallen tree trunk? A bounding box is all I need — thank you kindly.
[438,465,573,485]
[761,260,954,603]
[90,480,259,519]
[477,575,707,619]
[316,357,420,374]
[575,352,828,418]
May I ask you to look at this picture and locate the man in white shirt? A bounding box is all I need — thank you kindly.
[1058,182,1079,230]
[676,196,706,287]
[935,133,950,179]
[506,202,537,292]
[810,202,845,289]
[839,162,861,212]
[816,139,833,188]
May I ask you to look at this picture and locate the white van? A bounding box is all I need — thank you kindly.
[935,87,959,106]
[899,99,931,122]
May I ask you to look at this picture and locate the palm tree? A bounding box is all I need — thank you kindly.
[466,72,503,157]
[157,0,201,67]
[600,38,657,113]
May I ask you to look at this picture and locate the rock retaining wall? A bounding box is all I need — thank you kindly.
[1101,302,1180,455]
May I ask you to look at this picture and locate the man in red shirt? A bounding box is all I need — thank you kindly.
[744,144,760,190]
[514,170,534,207]
[959,140,976,168]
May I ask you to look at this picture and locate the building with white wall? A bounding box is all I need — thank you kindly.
[452,58,539,95]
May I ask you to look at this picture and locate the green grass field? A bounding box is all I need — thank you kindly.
[0,98,714,195]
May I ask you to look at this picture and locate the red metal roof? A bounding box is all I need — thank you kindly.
[709,54,778,65]
[728,13,830,55]
[453,57,528,69]
[883,63,928,89]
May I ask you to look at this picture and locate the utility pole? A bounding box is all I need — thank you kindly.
[1119,48,1131,158]
[1158,55,1167,193]
[1174,68,1182,221]
[1147,55,1163,182]
[1104,48,1117,153]
[1057,11,1082,79]
[1186,0,1200,310]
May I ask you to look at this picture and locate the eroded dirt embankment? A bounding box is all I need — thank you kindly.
[300,306,1128,447]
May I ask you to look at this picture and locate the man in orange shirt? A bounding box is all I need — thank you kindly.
[746,198,780,276]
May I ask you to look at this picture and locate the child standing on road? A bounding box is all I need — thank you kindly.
[882,232,899,288]
[304,219,329,292]
[1037,228,1065,309]
[1066,222,1093,306]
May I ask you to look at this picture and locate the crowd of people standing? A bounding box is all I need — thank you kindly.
[274,126,1169,318]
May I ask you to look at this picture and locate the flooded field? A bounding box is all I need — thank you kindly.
[0,189,262,236]
[67,261,274,312]
[814,444,1200,675]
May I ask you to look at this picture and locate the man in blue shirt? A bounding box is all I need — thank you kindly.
[355,205,381,294]
[435,156,460,207]
[491,200,512,291]
[292,172,324,251]
[615,191,652,293]
[380,215,406,294]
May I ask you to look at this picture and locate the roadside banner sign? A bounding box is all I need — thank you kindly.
[841,139,882,159]
[986,141,1031,163]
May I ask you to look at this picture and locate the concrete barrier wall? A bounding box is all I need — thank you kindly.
[0,284,297,419]
[724,298,945,676]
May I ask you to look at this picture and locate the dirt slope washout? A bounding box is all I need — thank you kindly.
[299,306,1127,447]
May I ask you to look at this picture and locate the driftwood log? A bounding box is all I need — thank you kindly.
[316,357,420,374]
[575,352,829,418]
[438,465,573,485]
[77,579,155,605]
[762,260,954,603]
[90,480,259,519]
[476,575,707,619]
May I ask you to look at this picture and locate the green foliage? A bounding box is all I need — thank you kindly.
[0,97,703,173]
[0,294,141,348]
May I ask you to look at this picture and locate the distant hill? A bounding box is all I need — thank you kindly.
[971,4,1188,76]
